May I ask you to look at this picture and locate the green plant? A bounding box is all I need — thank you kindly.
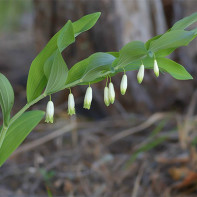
[0,12,197,167]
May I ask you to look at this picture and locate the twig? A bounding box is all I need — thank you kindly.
[107,112,171,145]
[131,163,145,197]
[12,123,76,156]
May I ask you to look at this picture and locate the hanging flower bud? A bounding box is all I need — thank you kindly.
[154,59,159,77]
[68,93,75,115]
[45,101,54,123]
[108,82,115,104]
[137,64,144,84]
[83,86,92,110]
[120,74,127,95]
[104,86,110,106]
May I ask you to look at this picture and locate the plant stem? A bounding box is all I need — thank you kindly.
[0,94,46,149]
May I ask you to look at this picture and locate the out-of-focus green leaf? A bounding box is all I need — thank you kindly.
[127,137,167,165]
[0,110,45,167]
[0,73,14,126]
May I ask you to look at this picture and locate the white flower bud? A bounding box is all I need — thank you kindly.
[68,93,75,115]
[137,64,144,84]
[108,82,115,104]
[120,74,127,95]
[83,87,92,110]
[104,87,110,106]
[45,101,54,123]
[154,59,159,77]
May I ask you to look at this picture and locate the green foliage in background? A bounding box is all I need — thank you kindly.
[0,0,32,32]
[0,12,197,167]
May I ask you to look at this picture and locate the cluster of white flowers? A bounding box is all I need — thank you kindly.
[45,59,159,123]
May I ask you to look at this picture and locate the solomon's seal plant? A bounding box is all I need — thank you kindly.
[0,12,197,166]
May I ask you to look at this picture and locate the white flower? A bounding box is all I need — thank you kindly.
[68,93,75,115]
[120,74,127,95]
[84,86,92,109]
[104,86,110,106]
[45,101,54,123]
[154,59,159,77]
[137,64,144,84]
[108,82,115,104]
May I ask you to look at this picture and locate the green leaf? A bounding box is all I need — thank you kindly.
[145,34,162,50]
[27,12,101,103]
[149,30,195,53]
[157,58,193,80]
[66,53,115,86]
[44,49,68,94]
[72,12,101,36]
[171,12,197,30]
[0,73,14,126]
[155,47,176,57]
[118,41,147,68]
[0,110,44,167]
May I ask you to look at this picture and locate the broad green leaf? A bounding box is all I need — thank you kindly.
[44,49,68,94]
[0,110,45,167]
[145,34,162,50]
[73,12,101,36]
[171,12,197,30]
[107,52,119,58]
[149,30,195,52]
[191,27,197,36]
[0,73,14,126]
[66,53,115,86]
[157,58,193,80]
[27,12,101,103]
[57,20,75,52]
[118,41,147,68]
[155,47,176,57]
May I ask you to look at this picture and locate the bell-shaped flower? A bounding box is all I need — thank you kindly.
[154,59,159,77]
[137,64,144,84]
[83,86,92,110]
[109,82,115,104]
[120,74,127,95]
[45,100,54,123]
[104,86,110,106]
[68,93,75,115]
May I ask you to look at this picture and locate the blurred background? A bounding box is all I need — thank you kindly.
[0,0,197,196]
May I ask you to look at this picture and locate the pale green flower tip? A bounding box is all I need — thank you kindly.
[137,64,144,84]
[83,86,92,110]
[120,74,127,95]
[83,102,91,110]
[45,115,54,123]
[68,108,75,116]
[154,59,159,77]
[109,82,115,104]
[45,100,54,124]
